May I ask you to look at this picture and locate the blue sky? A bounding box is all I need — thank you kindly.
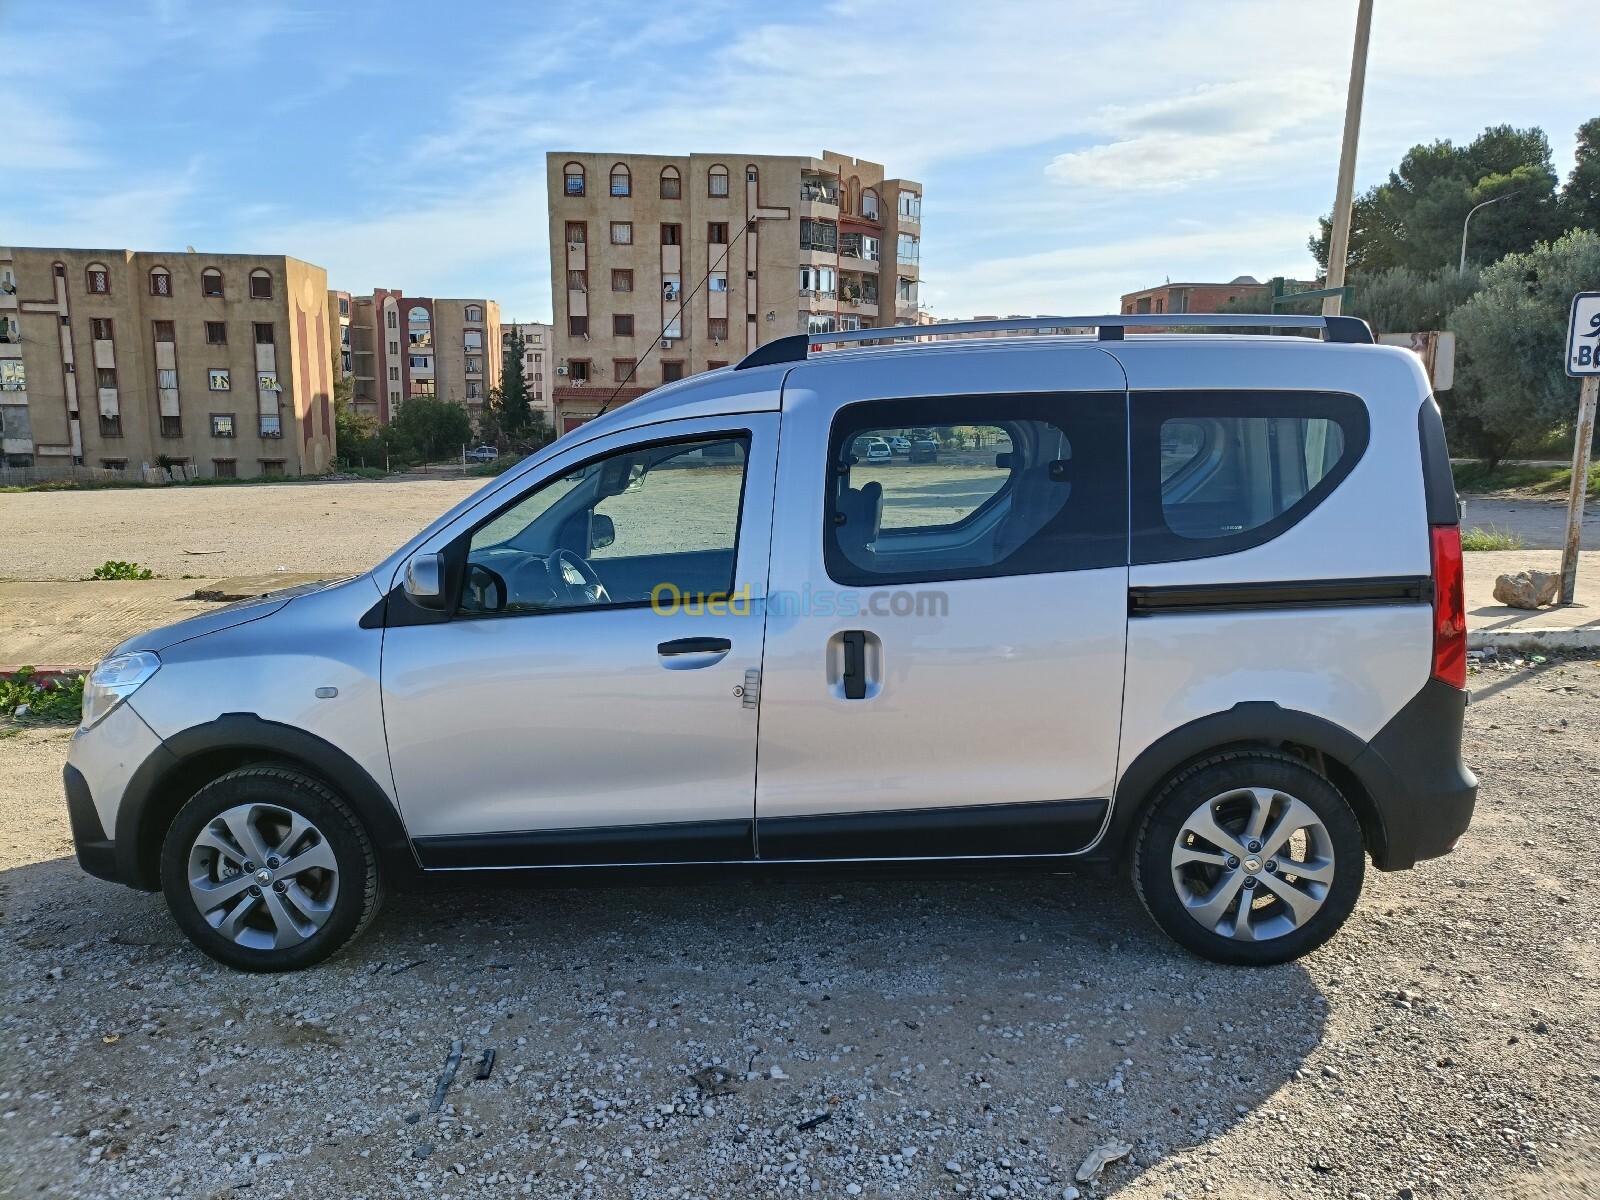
[7,0,1598,323]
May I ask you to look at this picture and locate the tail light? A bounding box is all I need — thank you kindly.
[1430,524,1466,688]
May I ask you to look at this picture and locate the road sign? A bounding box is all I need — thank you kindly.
[1567,291,1600,377]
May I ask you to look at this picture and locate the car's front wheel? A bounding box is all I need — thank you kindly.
[160,765,382,971]
[1132,750,1365,966]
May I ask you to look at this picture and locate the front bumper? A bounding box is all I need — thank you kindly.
[1352,677,1478,870]
[63,701,167,888]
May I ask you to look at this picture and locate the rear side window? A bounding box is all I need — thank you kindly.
[824,393,1127,586]
[1132,390,1368,564]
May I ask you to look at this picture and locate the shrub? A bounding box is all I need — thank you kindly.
[90,560,155,580]
[1459,525,1526,551]
[0,667,85,722]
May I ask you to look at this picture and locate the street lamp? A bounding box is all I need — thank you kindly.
[1459,192,1519,273]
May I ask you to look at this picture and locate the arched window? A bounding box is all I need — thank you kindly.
[659,165,681,199]
[746,164,758,184]
[86,262,110,295]
[707,163,729,198]
[464,304,482,322]
[609,162,631,197]
[148,266,171,296]
[408,305,430,323]
[861,188,880,221]
[563,162,585,197]
[248,268,272,300]
[201,268,224,298]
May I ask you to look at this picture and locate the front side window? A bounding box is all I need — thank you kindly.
[1133,390,1369,563]
[460,434,750,616]
[825,393,1127,586]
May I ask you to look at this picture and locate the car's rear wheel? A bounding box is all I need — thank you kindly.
[1132,750,1364,966]
[160,765,382,972]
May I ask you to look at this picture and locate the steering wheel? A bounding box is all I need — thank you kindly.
[546,548,610,606]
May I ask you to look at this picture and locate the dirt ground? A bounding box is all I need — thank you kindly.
[1,660,1597,1199]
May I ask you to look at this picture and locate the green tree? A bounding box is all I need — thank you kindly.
[1447,228,1600,465]
[332,357,383,466]
[1561,117,1600,234]
[1311,124,1562,274]
[390,396,473,462]
[1347,264,1481,334]
[497,327,532,438]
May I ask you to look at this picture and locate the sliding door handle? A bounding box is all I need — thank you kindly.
[841,630,867,700]
[658,637,732,657]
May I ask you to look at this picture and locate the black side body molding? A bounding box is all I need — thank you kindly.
[415,819,754,870]
[1129,576,1430,616]
[758,798,1108,861]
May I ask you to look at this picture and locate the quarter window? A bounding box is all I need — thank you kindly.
[1132,391,1369,563]
[825,394,1128,586]
[461,434,751,615]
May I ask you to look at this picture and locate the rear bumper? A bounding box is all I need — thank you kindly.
[1352,677,1477,870]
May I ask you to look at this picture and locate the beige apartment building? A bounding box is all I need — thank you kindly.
[329,290,353,383]
[347,291,501,426]
[501,321,555,426]
[545,149,923,433]
[0,247,335,477]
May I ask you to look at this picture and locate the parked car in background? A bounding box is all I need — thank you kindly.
[890,436,911,456]
[64,312,1474,972]
[466,445,499,463]
[909,433,940,462]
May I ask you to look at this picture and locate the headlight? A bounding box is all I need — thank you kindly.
[81,651,160,729]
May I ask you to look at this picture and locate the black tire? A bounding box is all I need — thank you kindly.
[160,765,383,972]
[1132,750,1364,966]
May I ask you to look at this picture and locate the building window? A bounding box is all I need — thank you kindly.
[708,222,728,245]
[897,233,920,263]
[96,367,117,389]
[800,219,837,253]
[248,269,273,300]
[410,377,435,396]
[99,414,122,437]
[86,263,110,294]
[158,368,178,389]
[205,321,227,345]
[707,164,729,197]
[898,190,921,221]
[91,317,114,341]
[258,371,280,393]
[160,415,182,438]
[0,361,26,392]
[862,189,880,220]
[465,304,482,322]
[99,459,127,472]
[409,355,432,369]
[149,267,171,296]
[611,269,633,292]
[153,320,175,342]
[660,166,681,199]
[466,381,482,400]
[201,268,224,297]
[662,273,682,302]
[211,413,235,437]
[610,222,633,245]
[613,314,634,337]
[260,413,282,438]
[213,458,237,478]
[565,221,586,246]
[569,315,589,337]
[897,277,917,304]
[567,269,588,292]
[563,162,586,196]
[707,360,729,370]
[208,369,231,391]
[568,359,590,383]
[389,366,400,381]
[261,459,286,477]
[254,322,274,345]
[660,223,681,246]
[613,357,636,380]
[466,356,482,373]
[464,330,482,351]
[661,360,685,383]
[610,162,631,196]
[338,296,350,315]
[708,317,728,341]
[389,340,399,355]
[386,309,398,329]
[709,272,727,292]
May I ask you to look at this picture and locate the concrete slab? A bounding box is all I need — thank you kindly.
[191,573,326,601]
[0,580,220,671]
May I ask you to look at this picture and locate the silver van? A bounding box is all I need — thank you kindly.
[64,315,1476,971]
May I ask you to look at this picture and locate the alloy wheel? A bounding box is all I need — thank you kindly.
[186,802,340,951]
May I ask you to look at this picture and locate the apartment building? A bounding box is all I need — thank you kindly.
[1119,275,1311,315]
[0,246,335,477]
[347,291,501,426]
[546,149,923,433]
[329,290,353,382]
[501,321,555,425]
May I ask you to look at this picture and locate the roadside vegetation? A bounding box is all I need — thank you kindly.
[0,667,84,723]
[1452,460,1600,497]
[88,561,155,580]
[1459,525,1527,551]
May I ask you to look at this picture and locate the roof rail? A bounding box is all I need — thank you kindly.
[734,313,1374,370]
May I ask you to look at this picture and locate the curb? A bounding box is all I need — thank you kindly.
[1467,627,1600,653]
[0,665,89,684]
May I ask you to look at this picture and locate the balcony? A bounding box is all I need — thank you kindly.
[797,287,837,302]
[799,179,840,219]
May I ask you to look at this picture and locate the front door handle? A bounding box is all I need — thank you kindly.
[657,637,732,657]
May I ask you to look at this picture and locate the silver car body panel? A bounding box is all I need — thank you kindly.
[69,700,165,832]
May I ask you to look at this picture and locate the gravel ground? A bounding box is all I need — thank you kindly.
[2,661,1598,1199]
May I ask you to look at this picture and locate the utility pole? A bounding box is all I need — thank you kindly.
[1323,0,1374,317]
[1561,375,1597,604]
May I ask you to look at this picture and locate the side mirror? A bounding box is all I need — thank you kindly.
[403,552,447,610]
[590,513,616,551]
